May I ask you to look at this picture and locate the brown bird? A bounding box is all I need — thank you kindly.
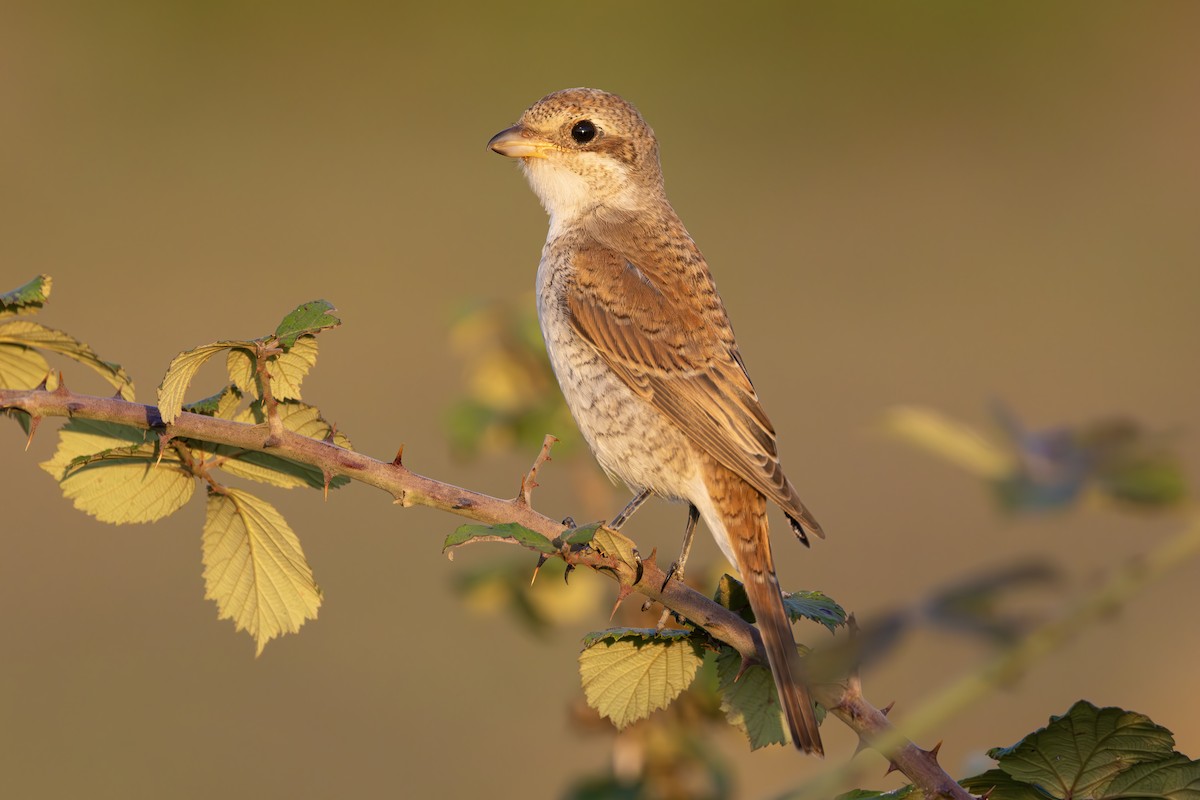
[488,88,825,754]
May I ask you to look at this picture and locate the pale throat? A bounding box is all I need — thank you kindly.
[521,156,642,238]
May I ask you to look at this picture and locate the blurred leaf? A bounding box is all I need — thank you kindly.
[158,341,252,424]
[783,591,847,633]
[0,342,50,388]
[202,488,321,656]
[579,634,704,729]
[880,406,1013,478]
[455,556,601,633]
[444,521,558,554]
[0,274,52,316]
[988,701,1176,797]
[924,561,1059,644]
[0,319,135,399]
[40,419,194,524]
[714,647,788,749]
[273,300,339,348]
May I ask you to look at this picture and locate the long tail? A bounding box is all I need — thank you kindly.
[703,461,823,754]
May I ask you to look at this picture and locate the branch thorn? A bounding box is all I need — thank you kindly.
[881,700,895,716]
[392,444,404,466]
[531,554,548,586]
[609,583,634,620]
[24,414,42,451]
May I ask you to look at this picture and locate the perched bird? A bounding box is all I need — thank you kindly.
[488,88,826,754]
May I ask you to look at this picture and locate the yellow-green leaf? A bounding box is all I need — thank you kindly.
[238,400,352,449]
[202,488,321,656]
[0,343,50,388]
[225,336,318,401]
[579,636,704,729]
[40,419,194,524]
[158,341,252,424]
[0,319,134,399]
[592,526,641,573]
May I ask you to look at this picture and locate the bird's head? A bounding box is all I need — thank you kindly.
[488,88,665,227]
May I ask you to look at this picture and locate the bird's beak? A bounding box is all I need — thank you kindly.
[487,125,555,159]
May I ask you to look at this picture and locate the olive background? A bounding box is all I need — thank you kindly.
[2,3,1198,798]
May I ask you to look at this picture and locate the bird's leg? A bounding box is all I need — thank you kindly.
[656,504,700,629]
[608,488,652,531]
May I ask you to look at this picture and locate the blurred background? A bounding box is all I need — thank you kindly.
[2,2,1199,797]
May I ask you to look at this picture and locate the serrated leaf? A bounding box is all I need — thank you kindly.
[0,343,50,388]
[273,300,339,348]
[0,274,52,316]
[783,590,847,633]
[444,522,558,554]
[158,341,253,424]
[990,701,1176,798]
[579,635,704,729]
[592,526,640,572]
[0,319,134,399]
[715,647,788,749]
[224,336,318,402]
[202,488,321,656]
[581,628,696,648]
[39,419,194,523]
[958,770,1050,800]
[1100,754,1200,799]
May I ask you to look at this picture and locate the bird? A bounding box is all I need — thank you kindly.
[488,87,826,754]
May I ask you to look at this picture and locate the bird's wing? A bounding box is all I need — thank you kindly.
[565,242,823,537]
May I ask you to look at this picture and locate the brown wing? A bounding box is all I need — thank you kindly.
[565,242,823,537]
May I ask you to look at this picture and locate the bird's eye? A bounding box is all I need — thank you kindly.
[570,120,597,144]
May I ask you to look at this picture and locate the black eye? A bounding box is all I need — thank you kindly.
[570,119,597,144]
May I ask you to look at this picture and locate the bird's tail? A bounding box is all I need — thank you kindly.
[705,463,824,754]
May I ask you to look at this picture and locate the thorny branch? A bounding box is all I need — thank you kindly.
[1,384,974,799]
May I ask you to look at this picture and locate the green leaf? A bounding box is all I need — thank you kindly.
[836,787,923,800]
[444,522,558,554]
[715,646,789,749]
[592,526,641,572]
[562,521,602,545]
[183,385,243,419]
[1100,754,1200,799]
[0,274,52,316]
[157,341,252,424]
[0,319,134,399]
[989,701,1176,798]
[273,300,340,348]
[959,769,1053,799]
[202,488,321,656]
[39,419,194,523]
[581,627,696,648]
[0,343,50,388]
[783,590,847,633]
[579,634,704,729]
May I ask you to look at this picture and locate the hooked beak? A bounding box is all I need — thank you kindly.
[487,125,556,159]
